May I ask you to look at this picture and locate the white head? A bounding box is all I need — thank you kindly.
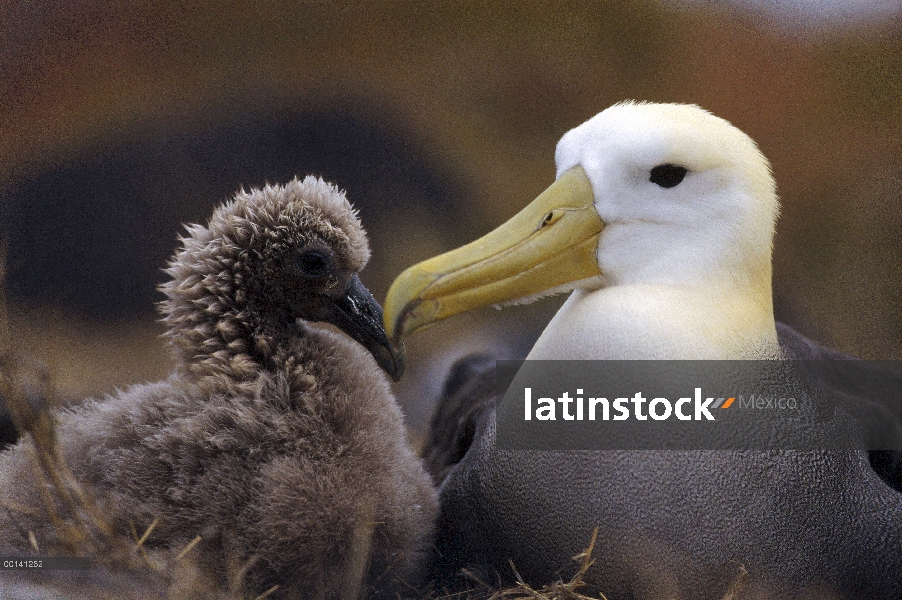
[385,102,780,350]
[555,102,778,291]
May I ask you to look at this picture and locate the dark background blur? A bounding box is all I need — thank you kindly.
[1,1,900,432]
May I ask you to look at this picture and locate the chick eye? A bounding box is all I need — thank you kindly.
[296,250,330,278]
[650,164,688,188]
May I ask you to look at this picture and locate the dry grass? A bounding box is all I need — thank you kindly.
[423,530,748,600]
[0,344,258,599]
[434,529,609,600]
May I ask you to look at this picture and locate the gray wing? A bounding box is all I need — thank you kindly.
[778,322,902,489]
[424,322,902,599]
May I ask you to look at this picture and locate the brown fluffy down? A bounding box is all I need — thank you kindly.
[0,177,438,599]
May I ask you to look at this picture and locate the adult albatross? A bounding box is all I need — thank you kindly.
[385,102,902,599]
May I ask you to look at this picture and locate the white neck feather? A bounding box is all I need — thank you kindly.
[526,282,779,360]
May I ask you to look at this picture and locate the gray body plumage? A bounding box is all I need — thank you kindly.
[0,177,437,599]
[426,324,902,599]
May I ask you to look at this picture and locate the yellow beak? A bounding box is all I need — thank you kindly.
[384,166,604,340]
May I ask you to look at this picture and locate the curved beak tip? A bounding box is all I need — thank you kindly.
[390,341,406,382]
[384,266,440,341]
[318,273,407,382]
[378,339,406,382]
[386,303,419,342]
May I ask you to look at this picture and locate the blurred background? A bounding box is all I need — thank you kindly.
[1,0,900,433]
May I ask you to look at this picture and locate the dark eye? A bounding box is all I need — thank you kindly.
[650,164,688,188]
[296,250,330,278]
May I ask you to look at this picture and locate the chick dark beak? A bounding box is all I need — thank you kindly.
[322,275,405,381]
